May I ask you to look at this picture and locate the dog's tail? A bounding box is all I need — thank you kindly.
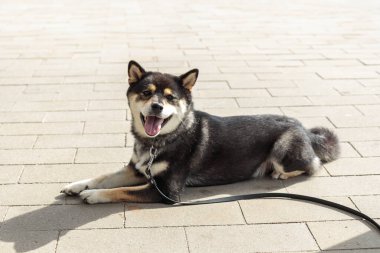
[308,127,340,163]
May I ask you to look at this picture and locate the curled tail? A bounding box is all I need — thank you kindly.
[309,127,340,163]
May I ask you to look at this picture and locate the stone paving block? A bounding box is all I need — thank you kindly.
[20,163,123,183]
[351,141,380,157]
[325,157,380,176]
[56,228,188,253]
[0,165,23,184]
[356,105,380,116]
[87,100,127,110]
[336,86,380,96]
[317,70,380,79]
[64,76,125,84]
[0,102,14,112]
[239,197,357,224]
[12,101,88,112]
[309,95,380,106]
[186,223,319,253]
[282,105,361,117]
[205,107,283,117]
[257,72,320,80]
[23,84,93,94]
[0,112,45,123]
[268,87,339,97]
[308,220,380,250]
[335,127,380,141]
[247,60,303,67]
[75,147,133,163]
[295,80,363,90]
[34,134,124,148]
[229,80,296,89]
[16,93,60,102]
[44,110,125,122]
[0,184,64,205]
[0,230,58,253]
[193,88,270,98]
[0,136,37,149]
[360,59,380,65]
[329,115,380,127]
[193,81,229,90]
[303,59,362,66]
[337,142,361,158]
[0,122,84,135]
[2,204,124,230]
[359,80,380,87]
[351,196,380,218]
[238,97,311,107]
[84,121,130,134]
[94,83,127,91]
[125,202,245,227]
[284,176,380,197]
[0,149,76,165]
[193,98,238,109]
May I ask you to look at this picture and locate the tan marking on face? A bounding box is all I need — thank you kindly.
[164,88,173,96]
[148,84,157,92]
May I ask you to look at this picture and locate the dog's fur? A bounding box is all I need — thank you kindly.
[61,61,340,204]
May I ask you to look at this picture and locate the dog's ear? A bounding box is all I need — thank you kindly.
[179,69,199,91]
[128,60,146,85]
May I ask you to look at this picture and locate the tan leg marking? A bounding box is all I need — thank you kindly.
[271,161,305,180]
[80,183,162,204]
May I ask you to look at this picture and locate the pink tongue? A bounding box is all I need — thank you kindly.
[144,116,165,136]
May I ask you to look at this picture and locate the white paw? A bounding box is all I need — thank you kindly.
[80,189,110,204]
[61,179,92,196]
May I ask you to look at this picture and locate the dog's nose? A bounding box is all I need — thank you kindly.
[151,103,163,113]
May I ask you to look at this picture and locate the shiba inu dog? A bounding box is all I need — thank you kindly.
[61,60,340,204]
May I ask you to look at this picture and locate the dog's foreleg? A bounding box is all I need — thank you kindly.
[79,183,162,204]
[61,163,146,196]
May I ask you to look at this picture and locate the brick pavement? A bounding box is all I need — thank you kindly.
[0,0,380,252]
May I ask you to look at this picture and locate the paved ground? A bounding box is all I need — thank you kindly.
[0,0,380,252]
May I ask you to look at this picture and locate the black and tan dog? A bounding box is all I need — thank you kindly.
[61,61,340,204]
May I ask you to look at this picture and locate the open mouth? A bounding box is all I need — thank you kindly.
[140,113,172,136]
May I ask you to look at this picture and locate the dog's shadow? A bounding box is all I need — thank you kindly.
[0,176,309,252]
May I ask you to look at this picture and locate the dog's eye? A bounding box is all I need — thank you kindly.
[166,95,175,101]
[142,90,152,97]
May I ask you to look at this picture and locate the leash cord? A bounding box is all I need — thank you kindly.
[146,146,380,232]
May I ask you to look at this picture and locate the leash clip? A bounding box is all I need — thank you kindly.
[145,146,158,177]
[149,146,158,158]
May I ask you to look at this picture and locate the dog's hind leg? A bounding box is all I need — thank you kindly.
[270,128,321,180]
[61,163,146,196]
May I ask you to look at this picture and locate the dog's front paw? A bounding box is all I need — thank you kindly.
[80,189,110,204]
[61,179,92,196]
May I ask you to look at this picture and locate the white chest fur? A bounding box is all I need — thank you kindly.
[131,145,169,177]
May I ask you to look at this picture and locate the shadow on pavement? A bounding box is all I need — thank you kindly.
[0,177,303,252]
[324,230,380,252]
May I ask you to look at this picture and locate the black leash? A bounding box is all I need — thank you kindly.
[145,146,380,232]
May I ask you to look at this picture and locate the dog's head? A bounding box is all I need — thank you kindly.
[126,60,198,138]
